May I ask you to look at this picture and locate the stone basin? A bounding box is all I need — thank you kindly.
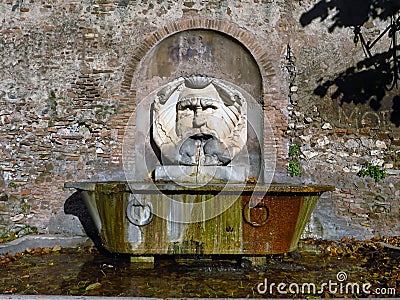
[65,181,334,256]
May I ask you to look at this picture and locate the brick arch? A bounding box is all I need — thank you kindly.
[121,17,276,97]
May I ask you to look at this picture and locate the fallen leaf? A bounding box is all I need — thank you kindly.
[52,245,61,252]
[85,282,101,291]
[69,289,79,295]
[43,247,52,254]
[4,287,17,294]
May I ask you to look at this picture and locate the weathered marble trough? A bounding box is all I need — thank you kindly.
[65,181,333,255]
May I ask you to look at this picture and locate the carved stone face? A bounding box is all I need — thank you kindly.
[176,85,233,140]
[152,75,247,166]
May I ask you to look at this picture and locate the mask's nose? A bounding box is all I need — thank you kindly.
[192,106,207,128]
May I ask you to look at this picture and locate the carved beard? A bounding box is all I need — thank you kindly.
[178,134,231,166]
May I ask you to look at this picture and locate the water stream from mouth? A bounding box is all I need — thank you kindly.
[195,139,202,184]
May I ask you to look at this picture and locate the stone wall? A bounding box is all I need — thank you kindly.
[0,0,398,239]
[289,1,400,239]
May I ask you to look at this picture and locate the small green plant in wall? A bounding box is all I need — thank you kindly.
[357,162,386,183]
[8,182,18,188]
[288,144,301,177]
[289,144,300,157]
[288,160,301,177]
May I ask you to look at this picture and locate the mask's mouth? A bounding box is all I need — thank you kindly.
[178,134,231,166]
[188,133,214,141]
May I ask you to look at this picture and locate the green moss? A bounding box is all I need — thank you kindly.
[96,185,130,253]
[20,225,38,236]
[21,202,31,214]
[46,90,58,118]
[0,225,38,243]
[8,182,18,188]
[49,90,56,100]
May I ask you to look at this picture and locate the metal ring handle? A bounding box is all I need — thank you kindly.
[243,200,269,227]
[126,196,153,226]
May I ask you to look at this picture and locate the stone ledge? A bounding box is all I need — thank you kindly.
[0,235,92,256]
[155,166,248,184]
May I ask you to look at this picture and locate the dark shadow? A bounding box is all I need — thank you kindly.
[314,50,394,108]
[391,95,400,126]
[300,0,400,126]
[64,191,112,256]
[150,124,162,164]
[117,0,129,7]
[300,0,400,32]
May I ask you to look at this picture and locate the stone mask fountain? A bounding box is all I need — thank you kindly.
[152,75,249,183]
[65,73,334,259]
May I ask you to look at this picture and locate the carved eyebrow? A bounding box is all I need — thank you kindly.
[200,99,218,109]
[176,98,194,110]
[177,97,217,109]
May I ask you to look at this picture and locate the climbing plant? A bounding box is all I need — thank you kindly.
[288,144,301,177]
[357,162,387,182]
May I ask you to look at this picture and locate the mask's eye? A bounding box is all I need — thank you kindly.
[200,99,218,110]
[177,99,191,110]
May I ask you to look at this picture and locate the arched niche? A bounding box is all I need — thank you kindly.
[134,29,263,103]
[122,27,275,183]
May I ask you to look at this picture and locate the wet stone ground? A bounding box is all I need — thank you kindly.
[0,237,398,298]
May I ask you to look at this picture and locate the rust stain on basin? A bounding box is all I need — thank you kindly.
[242,195,303,254]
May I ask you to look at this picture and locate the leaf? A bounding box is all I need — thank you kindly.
[4,287,17,294]
[69,289,80,295]
[85,282,101,291]
[52,245,62,252]
[42,247,52,254]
